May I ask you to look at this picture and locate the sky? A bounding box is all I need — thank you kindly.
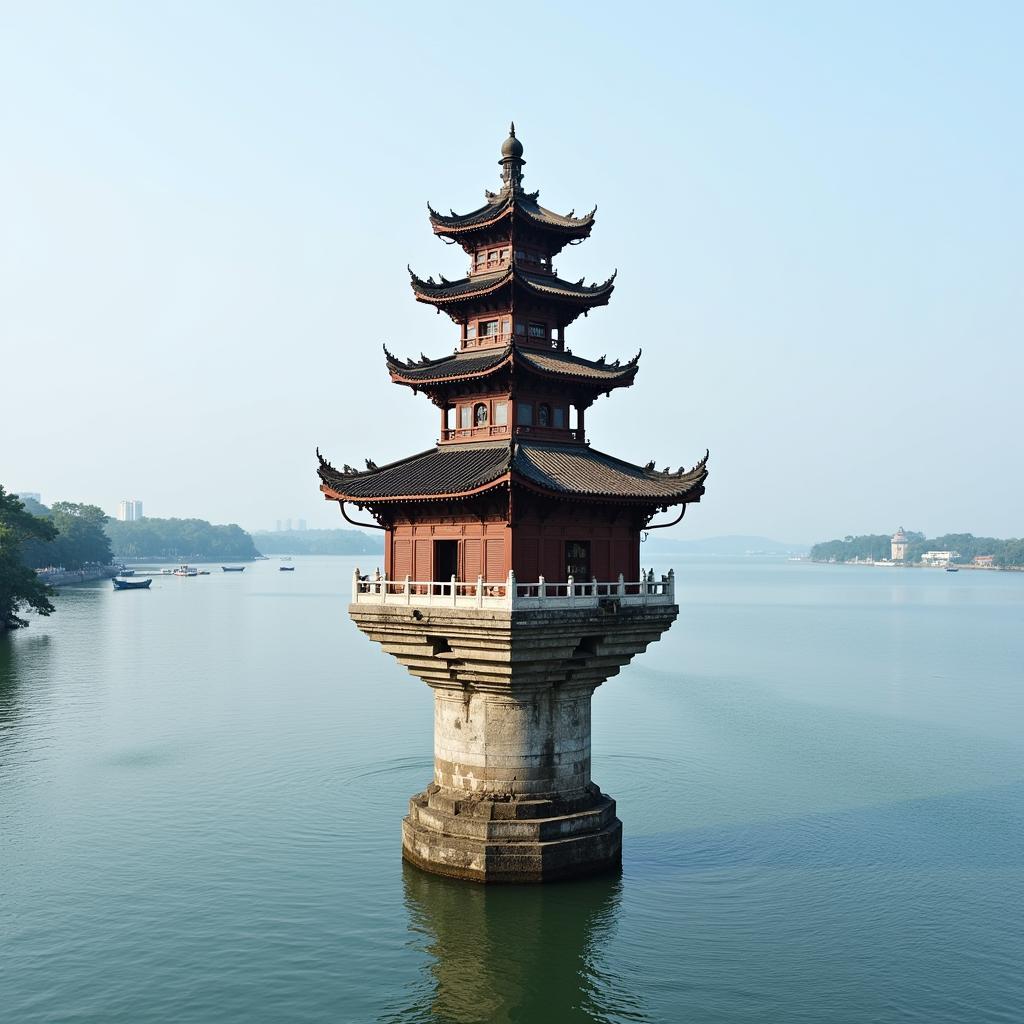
[2,1,1021,543]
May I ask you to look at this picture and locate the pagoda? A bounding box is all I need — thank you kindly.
[318,125,709,882]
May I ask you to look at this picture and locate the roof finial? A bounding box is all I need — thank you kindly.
[500,122,525,189]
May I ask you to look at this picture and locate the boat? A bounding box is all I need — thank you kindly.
[173,565,198,577]
[160,568,175,575]
[221,566,246,572]
[946,566,959,572]
[113,577,152,590]
[118,568,136,577]
[279,565,296,572]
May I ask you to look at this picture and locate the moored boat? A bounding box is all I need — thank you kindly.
[279,566,296,572]
[113,577,152,590]
[173,565,198,577]
[221,566,246,572]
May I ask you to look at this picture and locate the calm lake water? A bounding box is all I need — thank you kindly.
[2,557,1023,1023]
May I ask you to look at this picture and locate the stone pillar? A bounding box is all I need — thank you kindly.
[350,603,677,882]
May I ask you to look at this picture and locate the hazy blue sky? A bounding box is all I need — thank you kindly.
[2,2,1021,542]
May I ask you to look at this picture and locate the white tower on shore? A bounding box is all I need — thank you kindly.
[891,527,908,561]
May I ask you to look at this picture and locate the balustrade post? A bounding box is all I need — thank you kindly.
[592,576,598,600]
[567,575,575,605]
[667,568,675,601]
[451,574,458,607]
[352,568,360,602]
[507,569,516,606]
[477,575,484,608]
[404,575,411,604]
[538,575,546,600]
[617,572,625,598]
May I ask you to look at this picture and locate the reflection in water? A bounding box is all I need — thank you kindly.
[0,633,52,735]
[390,863,646,1024]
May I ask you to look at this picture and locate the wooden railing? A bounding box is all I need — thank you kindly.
[440,424,511,442]
[351,569,675,610]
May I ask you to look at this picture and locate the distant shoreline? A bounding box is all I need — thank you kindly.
[807,559,1023,573]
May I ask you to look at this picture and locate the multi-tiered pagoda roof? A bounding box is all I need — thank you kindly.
[318,125,708,577]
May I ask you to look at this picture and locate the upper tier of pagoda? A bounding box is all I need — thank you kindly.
[410,125,615,332]
[427,122,596,257]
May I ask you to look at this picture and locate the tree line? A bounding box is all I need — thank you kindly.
[811,531,1024,566]
[105,518,259,561]
[2,486,264,630]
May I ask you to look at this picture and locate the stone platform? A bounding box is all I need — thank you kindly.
[350,596,677,882]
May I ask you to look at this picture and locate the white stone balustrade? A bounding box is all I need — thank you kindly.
[351,568,675,609]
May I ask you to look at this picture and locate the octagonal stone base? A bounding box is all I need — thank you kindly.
[401,782,622,883]
[351,601,677,883]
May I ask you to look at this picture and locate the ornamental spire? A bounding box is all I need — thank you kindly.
[499,122,525,191]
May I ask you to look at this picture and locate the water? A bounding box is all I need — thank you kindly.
[2,557,1023,1023]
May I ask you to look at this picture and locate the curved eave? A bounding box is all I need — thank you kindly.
[520,368,635,389]
[386,348,635,391]
[428,197,596,240]
[409,267,614,310]
[517,272,615,307]
[509,474,707,507]
[410,269,512,305]
[517,204,596,236]
[429,201,513,235]
[388,350,514,386]
[320,475,511,506]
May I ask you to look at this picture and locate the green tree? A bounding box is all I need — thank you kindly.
[105,517,260,561]
[48,502,113,569]
[0,486,58,631]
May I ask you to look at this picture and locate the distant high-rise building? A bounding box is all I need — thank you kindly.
[285,518,293,532]
[297,518,307,532]
[117,499,144,522]
[275,520,283,533]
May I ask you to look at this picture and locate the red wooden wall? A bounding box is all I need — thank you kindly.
[383,503,641,583]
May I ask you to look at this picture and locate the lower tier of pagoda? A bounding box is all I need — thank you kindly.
[317,440,708,586]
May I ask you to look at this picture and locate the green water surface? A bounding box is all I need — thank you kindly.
[2,557,1022,1022]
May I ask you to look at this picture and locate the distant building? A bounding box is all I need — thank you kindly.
[973,554,995,567]
[297,518,307,532]
[117,499,144,522]
[275,520,283,532]
[16,491,41,504]
[921,550,959,566]
[285,518,293,532]
[890,527,908,561]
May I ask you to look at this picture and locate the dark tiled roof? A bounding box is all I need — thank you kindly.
[427,191,595,235]
[385,345,511,382]
[318,444,511,500]
[513,444,708,501]
[517,195,596,233]
[409,267,614,306]
[518,269,615,301]
[317,441,708,505]
[515,347,637,382]
[428,196,510,230]
[408,268,511,302]
[384,343,638,386]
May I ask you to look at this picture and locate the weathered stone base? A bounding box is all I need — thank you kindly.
[401,782,623,883]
